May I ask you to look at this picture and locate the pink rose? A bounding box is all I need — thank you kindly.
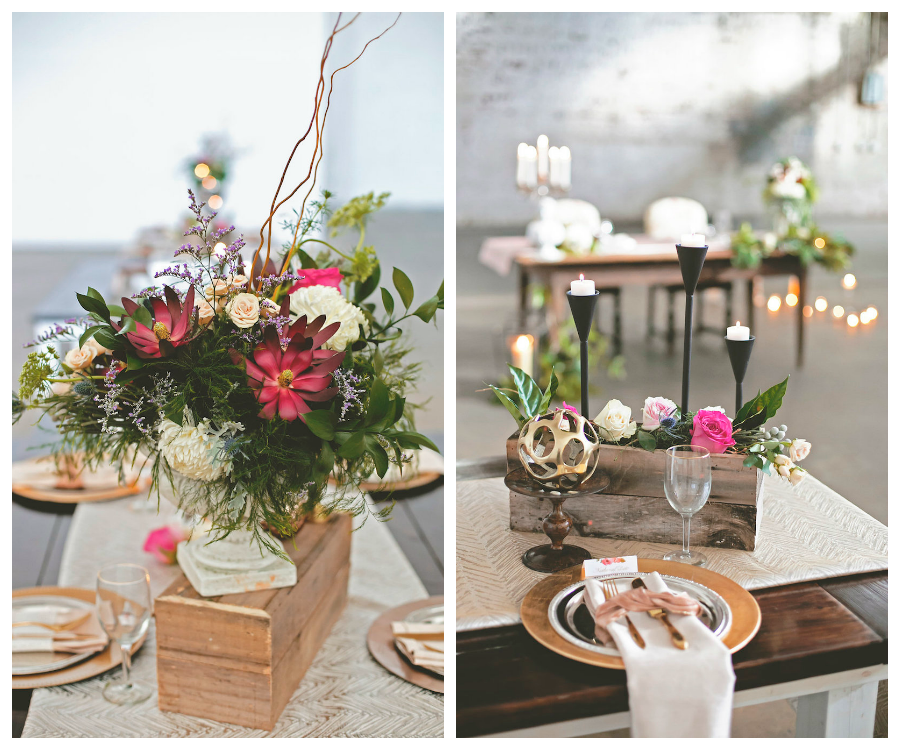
[287,267,343,293]
[143,525,189,565]
[641,396,677,432]
[691,409,736,454]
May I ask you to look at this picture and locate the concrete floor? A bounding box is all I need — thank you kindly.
[457,217,888,525]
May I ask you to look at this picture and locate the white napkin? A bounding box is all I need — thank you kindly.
[391,621,444,676]
[583,572,736,738]
[12,604,108,655]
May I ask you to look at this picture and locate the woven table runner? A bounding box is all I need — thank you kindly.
[23,494,443,738]
[457,473,887,631]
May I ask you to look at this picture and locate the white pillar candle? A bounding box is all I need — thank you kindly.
[558,146,571,190]
[548,146,561,188]
[510,334,535,379]
[516,143,529,188]
[570,273,595,296]
[524,146,538,189]
[537,134,549,182]
[726,321,750,340]
[680,233,706,247]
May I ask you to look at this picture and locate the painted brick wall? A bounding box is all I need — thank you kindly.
[457,12,887,226]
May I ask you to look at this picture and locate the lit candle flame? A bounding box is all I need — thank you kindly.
[579,273,584,281]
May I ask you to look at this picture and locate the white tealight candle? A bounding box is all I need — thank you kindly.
[726,321,750,340]
[681,233,706,247]
[570,273,595,296]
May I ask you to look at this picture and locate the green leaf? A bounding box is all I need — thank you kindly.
[354,262,381,304]
[537,366,559,414]
[436,280,444,301]
[86,287,106,303]
[316,442,334,474]
[107,304,127,319]
[118,317,137,335]
[743,455,762,469]
[304,410,336,441]
[93,329,120,350]
[373,346,384,376]
[380,287,395,317]
[131,305,152,328]
[164,395,185,425]
[637,430,657,451]
[126,354,145,371]
[736,376,788,425]
[412,296,439,323]
[337,431,367,459]
[298,249,319,269]
[508,364,542,418]
[78,325,105,349]
[365,436,389,478]
[366,379,391,425]
[392,267,414,310]
[489,385,525,427]
[76,292,110,323]
[389,431,440,454]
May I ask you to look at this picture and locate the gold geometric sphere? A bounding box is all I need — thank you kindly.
[517,410,600,489]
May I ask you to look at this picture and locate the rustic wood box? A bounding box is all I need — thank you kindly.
[507,434,763,551]
[155,513,351,730]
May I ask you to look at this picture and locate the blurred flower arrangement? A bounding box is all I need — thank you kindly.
[185,133,235,200]
[490,367,809,485]
[15,15,441,556]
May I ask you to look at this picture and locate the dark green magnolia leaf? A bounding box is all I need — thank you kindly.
[337,431,367,459]
[78,325,105,349]
[392,267,414,310]
[86,287,106,303]
[736,376,788,425]
[489,385,525,427]
[366,379,391,425]
[118,317,138,335]
[736,405,768,431]
[381,287,395,316]
[93,329,120,350]
[107,304,127,319]
[354,263,381,304]
[76,292,110,323]
[413,296,440,323]
[130,305,152,328]
[304,410,336,441]
[389,431,440,454]
[637,430,657,452]
[365,436,389,478]
[298,249,319,269]
[537,367,559,414]
[508,364,541,418]
[126,354,145,371]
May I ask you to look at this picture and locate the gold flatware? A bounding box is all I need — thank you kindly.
[12,612,92,632]
[602,579,645,649]
[632,577,688,649]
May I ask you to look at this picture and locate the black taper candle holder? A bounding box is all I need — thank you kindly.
[676,244,708,414]
[567,289,600,418]
[726,335,755,416]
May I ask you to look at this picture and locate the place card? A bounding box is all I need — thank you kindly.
[581,555,638,580]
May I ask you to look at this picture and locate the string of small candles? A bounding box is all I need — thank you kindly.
[765,271,877,330]
[516,134,571,195]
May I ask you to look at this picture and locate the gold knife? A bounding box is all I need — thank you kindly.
[632,576,688,649]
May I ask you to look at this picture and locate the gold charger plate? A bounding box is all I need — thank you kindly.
[359,471,443,494]
[12,455,148,504]
[520,559,761,670]
[12,586,148,689]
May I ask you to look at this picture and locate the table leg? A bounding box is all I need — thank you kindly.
[795,682,878,738]
[613,289,622,355]
[519,269,530,326]
[746,278,756,332]
[666,290,676,356]
[549,279,566,350]
[796,267,807,367]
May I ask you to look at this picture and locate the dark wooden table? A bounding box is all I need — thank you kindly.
[12,435,443,738]
[487,238,809,366]
[456,459,887,738]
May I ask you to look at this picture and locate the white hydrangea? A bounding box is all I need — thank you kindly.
[289,285,368,351]
[157,415,243,482]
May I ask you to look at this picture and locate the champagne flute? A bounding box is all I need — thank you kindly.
[662,445,711,566]
[96,563,153,705]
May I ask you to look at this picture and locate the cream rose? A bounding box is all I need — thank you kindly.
[789,438,811,463]
[82,338,112,359]
[204,278,230,311]
[197,298,216,326]
[64,346,95,372]
[594,399,637,442]
[789,467,808,486]
[228,274,249,289]
[50,381,72,396]
[773,453,795,478]
[289,285,368,351]
[226,293,260,329]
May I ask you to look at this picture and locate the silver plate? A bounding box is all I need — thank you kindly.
[12,595,101,676]
[548,572,732,657]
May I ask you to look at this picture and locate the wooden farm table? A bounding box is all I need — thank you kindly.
[455,458,887,738]
[485,237,809,366]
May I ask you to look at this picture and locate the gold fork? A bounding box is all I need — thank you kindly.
[12,612,92,632]
[632,577,688,649]
[601,579,645,649]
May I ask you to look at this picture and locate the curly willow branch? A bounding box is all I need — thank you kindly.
[251,12,401,290]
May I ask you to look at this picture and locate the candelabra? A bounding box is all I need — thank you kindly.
[515,134,572,197]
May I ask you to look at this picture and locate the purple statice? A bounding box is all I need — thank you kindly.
[93,362,126,434]
[333,368,364,420]
[132,285,164,300]
[154,263,204,289]
[147,373,177,413]
[126,396,151,437]
[24,318,88,347]
[255,271,303,297]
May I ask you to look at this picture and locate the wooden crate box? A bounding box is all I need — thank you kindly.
[507,435,762,551]
[155,513,351,730]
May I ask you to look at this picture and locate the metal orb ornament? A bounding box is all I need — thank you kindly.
[517,410,601,490]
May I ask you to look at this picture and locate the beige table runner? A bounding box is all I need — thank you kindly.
[457,473,887,631]
[23,493,443,738]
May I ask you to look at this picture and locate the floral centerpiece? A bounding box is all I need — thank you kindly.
[15,16,441,567]
[763,156,818,232]
[490,365,810,486]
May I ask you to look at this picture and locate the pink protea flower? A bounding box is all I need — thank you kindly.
[245,319,345,422]
[118,286,196,359]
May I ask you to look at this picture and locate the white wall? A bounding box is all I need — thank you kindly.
[13,13,326,243]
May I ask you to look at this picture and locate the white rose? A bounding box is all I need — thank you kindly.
[64,346,95,372]
[197,298,216,326]
[204,278,230,311]
[289,285,368,351]
[594,399,637,442]
[226,293,260,329]
[82,338,111,359]
[789,467,808,486]
[789,438,811,463]
[702,405,727,414]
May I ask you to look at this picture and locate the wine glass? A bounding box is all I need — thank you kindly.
[96,563,153,705]
[662,445,711,566]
